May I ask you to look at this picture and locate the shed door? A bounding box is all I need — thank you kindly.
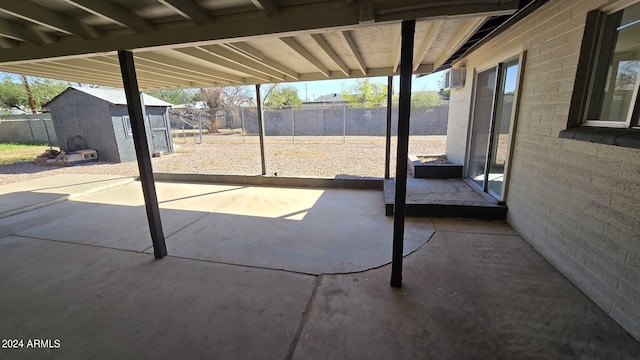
[149,114,170,154]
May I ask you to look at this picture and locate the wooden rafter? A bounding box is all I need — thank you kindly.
[280,37,330,78]
[310,33,350,77]
[226,43,300,80]
[413,20,442,71]
[88,56,200,88]
[131,57,221,86]
[250,0,279,16]
[64,0,155,32]
[434,17,486,70]
[175,46,272,82]
[0,37,15,49]
[392,29,402,73]
[340,30,366,76]
[200,44,286,81]
[157,0,215,25]
[0,18,55,44]
[0,0,102,39]
[135,51,243,84]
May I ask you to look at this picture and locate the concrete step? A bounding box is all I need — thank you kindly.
[384,178,507,220]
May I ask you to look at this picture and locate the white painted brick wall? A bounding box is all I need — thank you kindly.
[448,0,640,340]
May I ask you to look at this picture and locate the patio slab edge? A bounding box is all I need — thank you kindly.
[0,176,136,220]
[153,172,384,190]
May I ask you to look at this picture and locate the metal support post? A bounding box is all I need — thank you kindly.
[118,50,167,259]
[390,20,415,288]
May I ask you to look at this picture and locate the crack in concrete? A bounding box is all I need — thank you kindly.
[286,274,321,360]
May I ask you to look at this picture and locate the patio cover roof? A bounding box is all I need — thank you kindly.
[0,0,519,89]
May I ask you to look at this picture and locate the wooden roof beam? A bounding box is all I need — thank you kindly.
[0,36,15,49]
[250,0,279,16]
[310,33,350,77]
[175,46,271,82]
[87,56,200,88]
[434,17,486,70]
[340,30,366,76]
[413,21,442,71]
[64,0,155,33]
[135,51,244,84]
[280,36,330,78]
[392,30,401,73]
[226,42,299,80]
[0,0,102,39]
[0,18,55,44]
[200,44,286,81]
[157,0,215,25]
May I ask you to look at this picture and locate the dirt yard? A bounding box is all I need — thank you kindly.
[0,134,446,185]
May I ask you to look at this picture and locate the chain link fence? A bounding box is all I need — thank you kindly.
[0,105,449,177]
[169,103,449,144]
[0,114,58,165]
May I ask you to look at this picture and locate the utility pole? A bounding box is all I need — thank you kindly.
[21,75,38,114]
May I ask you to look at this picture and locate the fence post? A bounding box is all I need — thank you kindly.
[42,118,53,149]
[181,120,186,144]
[291,106,295,144]
[342,105,346,144]
[26,117,35,143]
[197,111,203,144]
[241,107,245,143]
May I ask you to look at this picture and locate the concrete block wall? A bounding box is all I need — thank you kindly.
[241,106,449,136]
[449,0,640,340]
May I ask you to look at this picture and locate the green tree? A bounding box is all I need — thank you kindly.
[146,88,199,105]
[0,77,27,109]
[342,79,387,108]
[0,74,68,111]
[263,84,302,109]
[411,91,443,109]
[29,78,68,108]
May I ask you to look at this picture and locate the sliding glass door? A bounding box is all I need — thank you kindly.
[467,57,521,201]
[468,67,497,190]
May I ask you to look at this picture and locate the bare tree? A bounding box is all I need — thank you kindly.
[198,86,254,108]
[20,75,37,114]
[615,60,639,90]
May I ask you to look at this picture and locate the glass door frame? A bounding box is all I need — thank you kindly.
[465,52,526,202]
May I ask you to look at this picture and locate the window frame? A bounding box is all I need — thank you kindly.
[562,2,640,148]
[122,115,133,138]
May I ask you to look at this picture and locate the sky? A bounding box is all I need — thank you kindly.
[288,71,446,102]
[1,69,448,104]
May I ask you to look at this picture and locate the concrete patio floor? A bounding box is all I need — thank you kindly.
[0,175,638,359]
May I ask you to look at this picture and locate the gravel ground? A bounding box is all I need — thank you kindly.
[0,135,446,185]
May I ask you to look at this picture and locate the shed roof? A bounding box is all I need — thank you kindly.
[47,87,173,107]
[312,93,347,103]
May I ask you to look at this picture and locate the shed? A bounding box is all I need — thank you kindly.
[46,87,173,163]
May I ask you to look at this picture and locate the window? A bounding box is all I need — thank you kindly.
[122,116,133,138]
[587,3,640,127]
[563,2,640,147]
[571,3,640,128]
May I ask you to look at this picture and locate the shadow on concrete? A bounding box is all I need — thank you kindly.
[4,183,433,274]
[1,180,639,359]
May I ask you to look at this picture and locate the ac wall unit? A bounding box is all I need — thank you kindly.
[445,68,466,89]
